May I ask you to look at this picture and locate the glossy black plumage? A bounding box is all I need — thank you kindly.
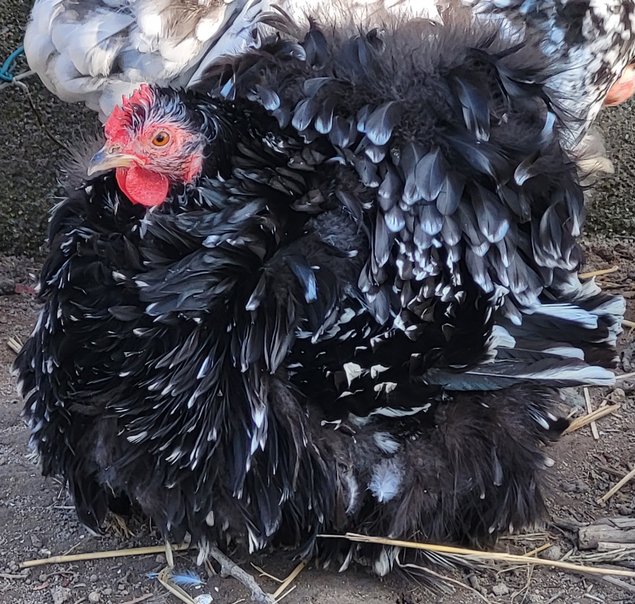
[16,12,623,575]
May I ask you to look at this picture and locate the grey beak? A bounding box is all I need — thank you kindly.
[86,146,138,176]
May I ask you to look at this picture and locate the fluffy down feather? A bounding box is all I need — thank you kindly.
[16,13,623,574]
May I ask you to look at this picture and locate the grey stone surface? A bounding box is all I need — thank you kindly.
[0,0,633,255]
[0,0,95,256]
[588,101,635,239]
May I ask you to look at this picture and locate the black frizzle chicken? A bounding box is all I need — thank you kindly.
[15,9,624,589]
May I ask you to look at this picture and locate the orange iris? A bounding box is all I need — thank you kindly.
[152,131,170,147]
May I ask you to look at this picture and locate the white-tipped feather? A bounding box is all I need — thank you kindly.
[542,346,585,360]
[526,303,599,328]
[489,324,516,349]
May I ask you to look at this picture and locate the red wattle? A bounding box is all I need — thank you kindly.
[115,166,170,207]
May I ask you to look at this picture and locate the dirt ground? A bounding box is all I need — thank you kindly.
[1,100,635,604]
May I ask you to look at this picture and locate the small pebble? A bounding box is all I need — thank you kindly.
[30,535,42,548]
[0,279,15,295]
[492,582,509,596]
[194,596,213,604]
[89,574,98,582]
[51,585,71,604]
[560,479,588,494]
[155,554,166,564]
[467,573,480,591]
[610,387,626,403]
[103,588,113,596]
[542,545,562,561]
[88,591,101,603]
[617,503,635,515]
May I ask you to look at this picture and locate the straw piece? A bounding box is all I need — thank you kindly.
[525,543,552,557]
[20,544,191,569]
[274,585,297,602]
[615,371,635,382]
[250,564,283,583]
[583,388,600,440]
[500,532,549,543]
[579,267,619,279]
[165,541,175,568]
[599,467,635,503]
[565,404,620,434]
[318,533,635,578]
[157,567,196,604]
[272,561,307,600]
[6,336,22,355]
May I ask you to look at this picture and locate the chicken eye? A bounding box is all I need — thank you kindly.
[152,131,170,147]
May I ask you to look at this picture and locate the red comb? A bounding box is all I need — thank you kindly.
[104,84,155,142]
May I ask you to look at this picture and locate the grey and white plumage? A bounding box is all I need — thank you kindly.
[24,0,635,149]
[462,0,635,148]
[23,0,441,117]
[14,11,625,576]
[24,0,267,116]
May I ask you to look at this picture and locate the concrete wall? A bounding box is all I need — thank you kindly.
[0,0,633,256]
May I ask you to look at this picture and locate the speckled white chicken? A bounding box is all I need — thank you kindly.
[24,0,635,149]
